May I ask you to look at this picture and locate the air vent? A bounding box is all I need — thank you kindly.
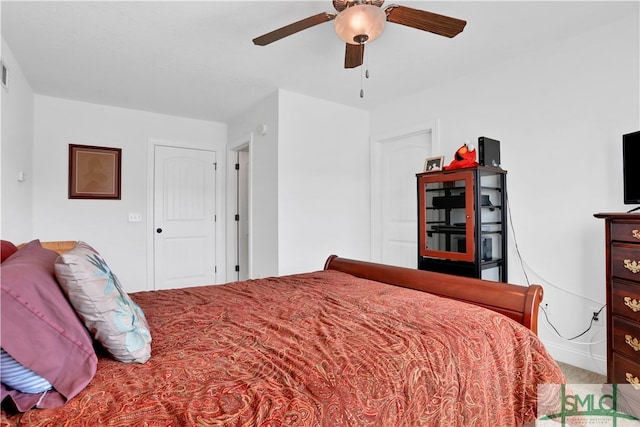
[1,60,8,91]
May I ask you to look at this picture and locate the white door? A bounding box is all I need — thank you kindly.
[154,145,217,290]
[372,124,437,268]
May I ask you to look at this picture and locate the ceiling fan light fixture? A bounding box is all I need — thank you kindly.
[334,4,386,45]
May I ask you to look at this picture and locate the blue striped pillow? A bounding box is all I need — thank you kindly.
[1,349,52,394]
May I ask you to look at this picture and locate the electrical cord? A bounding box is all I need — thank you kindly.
[506,194,606,342]
[540,304,606,342]
[520,258,604,305]
[506,193,531,286]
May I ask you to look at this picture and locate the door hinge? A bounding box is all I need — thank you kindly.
[215,266,217,273]
[235,265,240,272]
[235,214,239,221]
[235,163,240,170]
[214,162,217,170]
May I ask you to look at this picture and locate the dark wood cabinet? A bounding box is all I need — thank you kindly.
[594,213,640,389]
[417,166,507,282]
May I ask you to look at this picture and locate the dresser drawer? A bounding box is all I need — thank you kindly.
[612,243,640,282]
[612,221,640,244]
[612,279,640,322]
[611,352,640,390]
[612,316,640,360]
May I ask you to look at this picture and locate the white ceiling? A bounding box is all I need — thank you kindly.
[1,1,636,123]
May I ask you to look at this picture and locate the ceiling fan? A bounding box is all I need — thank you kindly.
[253,0,467,69]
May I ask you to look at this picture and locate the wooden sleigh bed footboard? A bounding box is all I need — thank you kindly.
[324,255,543,334]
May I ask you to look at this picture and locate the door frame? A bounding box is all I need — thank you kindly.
[146,138,226,290]
[370,120,440,263]
[226,133,254,282]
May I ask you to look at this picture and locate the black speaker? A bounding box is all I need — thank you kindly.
[478,136,501,168]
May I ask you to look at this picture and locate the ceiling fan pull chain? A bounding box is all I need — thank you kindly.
[365,47,370,79]
[360,54,365,98]
[360,44,370,98]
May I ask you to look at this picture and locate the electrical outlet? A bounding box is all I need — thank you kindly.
[128,212,143,222]
[590,306,604,326]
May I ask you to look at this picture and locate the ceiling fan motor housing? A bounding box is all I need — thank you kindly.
[333,0,385,12]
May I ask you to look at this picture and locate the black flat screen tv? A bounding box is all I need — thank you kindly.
[623,130,640,210]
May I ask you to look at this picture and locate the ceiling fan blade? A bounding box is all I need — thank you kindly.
[253,12,336,46]
[385,5,466,38]
[344,43,364,69]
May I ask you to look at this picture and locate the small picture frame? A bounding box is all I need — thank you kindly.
[69,144,122,199]
[424,156,444,172]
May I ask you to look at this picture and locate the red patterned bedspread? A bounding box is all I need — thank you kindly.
[1,270,565,426]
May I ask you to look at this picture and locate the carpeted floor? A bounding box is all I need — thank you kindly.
[556,361,607,384]
[521,362,611,426]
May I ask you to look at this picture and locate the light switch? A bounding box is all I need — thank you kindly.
[128,213,143,222]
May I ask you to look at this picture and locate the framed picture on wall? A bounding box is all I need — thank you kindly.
[424,156,444,172]
[68,144,122,199]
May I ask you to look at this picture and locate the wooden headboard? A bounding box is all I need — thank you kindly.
[19,240,77,254]
[324,255,542,335]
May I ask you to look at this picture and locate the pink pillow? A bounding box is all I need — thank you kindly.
[0,240,98,411]
[1,240,18,263]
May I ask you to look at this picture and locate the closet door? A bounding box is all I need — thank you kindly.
[154,145,217,290]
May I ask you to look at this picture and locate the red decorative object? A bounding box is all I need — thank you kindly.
[444,142,478,170]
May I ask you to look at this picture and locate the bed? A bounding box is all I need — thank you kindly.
[1,240,565,426]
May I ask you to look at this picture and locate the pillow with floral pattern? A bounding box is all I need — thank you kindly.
[54,241,151,363]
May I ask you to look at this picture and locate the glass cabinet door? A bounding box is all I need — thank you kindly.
[418,170,474,262]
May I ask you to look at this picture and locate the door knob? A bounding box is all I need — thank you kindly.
[156,228,163,234]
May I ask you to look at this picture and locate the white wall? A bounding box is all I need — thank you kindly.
[31,96,227,292]
[228,89,371,278]
[370,14,640,372]
[278,90,370,275]
[1,39,34,242]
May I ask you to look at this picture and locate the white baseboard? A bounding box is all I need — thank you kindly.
[544,340,607,376]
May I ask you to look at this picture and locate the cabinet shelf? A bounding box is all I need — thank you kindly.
[417,166,508,282]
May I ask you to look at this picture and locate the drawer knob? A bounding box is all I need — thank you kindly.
[625,334,640,351]
[626,372,640,390]
[624,297,640,313]
[623,259,640,274]
[633,229,640,240]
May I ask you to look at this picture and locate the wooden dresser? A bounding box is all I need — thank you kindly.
[595,213,640,388]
